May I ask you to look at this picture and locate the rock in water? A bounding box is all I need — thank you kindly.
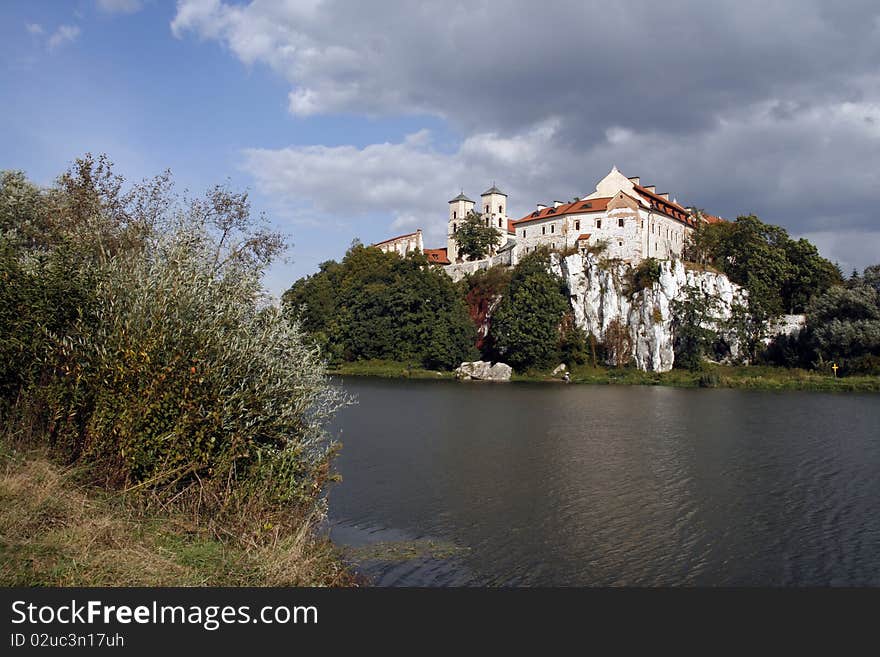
[454,361,513,381]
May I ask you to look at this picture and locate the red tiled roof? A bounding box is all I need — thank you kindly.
[512,197,612,225]
[703,214,725,224]
[423,248,450,264]
[632,185,694,225]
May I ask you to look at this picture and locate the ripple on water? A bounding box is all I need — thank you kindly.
[327,380,880,586]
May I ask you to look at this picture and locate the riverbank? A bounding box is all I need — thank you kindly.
[0,443,356,586]
[329,360,880,392]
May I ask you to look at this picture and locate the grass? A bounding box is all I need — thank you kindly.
[0,443,356,587]
[522,363,880,392]
[329,359,454,380]
[328,359,880,392]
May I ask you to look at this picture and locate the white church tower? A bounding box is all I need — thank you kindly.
[480,183,509,255]
[447,191,474,263]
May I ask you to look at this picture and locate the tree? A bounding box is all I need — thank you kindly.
[682,214,840,361]
[782,238,842,313]
[453,210,501,261]
[489,248,569,370]
[460,265,512,353]
[602,319,633,368]
[558,312,588,366]
[672,285,721,370]
[283,244,477,369]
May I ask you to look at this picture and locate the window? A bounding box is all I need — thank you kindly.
[575,220,580,230]
[498,218,502,227]
[618,217,624,228]
[542,226,546,235]
[485,217,489,227]
[499,205,503,214]
[551,224,555,234]
[618,241,623,247]
[596,219,602,229]
[522,229,526,237]
[485,205,489,213]
[453,223,457,233]
[453,211,457,220]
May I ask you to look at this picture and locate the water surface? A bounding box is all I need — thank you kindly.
[327,378,880,586]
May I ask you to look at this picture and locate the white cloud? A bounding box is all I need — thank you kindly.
[174,1,880,271]
[96,0,143,14]
[47,25,81,50]
[25,23,44,35]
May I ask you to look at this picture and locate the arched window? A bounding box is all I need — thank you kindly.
[499,205,503,214]
[498,218,502,227]
[453,211,457,220]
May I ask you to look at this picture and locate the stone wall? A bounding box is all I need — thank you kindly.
[445,247,517,282]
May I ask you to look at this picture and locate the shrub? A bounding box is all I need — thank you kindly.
[48,239,346,515]
[558,312,588,366]
[603,318,633,368]
[2,157,345,532]
[626,257,662,296]
[698,372,720,388]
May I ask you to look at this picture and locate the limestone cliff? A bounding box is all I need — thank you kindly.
[552,254,749,372]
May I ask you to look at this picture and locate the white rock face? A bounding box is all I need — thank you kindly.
[766,314,806,344]
[552,254,749,372]
[454,361,513,381]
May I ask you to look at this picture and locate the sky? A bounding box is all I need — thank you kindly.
[2,0,879,296]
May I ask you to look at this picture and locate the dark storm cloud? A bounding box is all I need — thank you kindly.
[174,0,880,271]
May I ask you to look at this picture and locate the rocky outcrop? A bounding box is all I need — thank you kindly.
[454,361,513,381]
[552,254,748,372]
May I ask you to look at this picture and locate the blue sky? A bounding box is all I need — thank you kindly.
[3,1,879,295]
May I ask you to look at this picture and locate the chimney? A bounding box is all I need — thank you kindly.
[658,192,669,201]
[553,200,564,208]
[644,185,656,193]
[628,176,640,185]
[536,203,547,211]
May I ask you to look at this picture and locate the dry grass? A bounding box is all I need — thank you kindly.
[0,446,356,587]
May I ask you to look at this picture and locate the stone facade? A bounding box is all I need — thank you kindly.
[512,167,695,263]
[374,229,423,257]
[373,166,711,270]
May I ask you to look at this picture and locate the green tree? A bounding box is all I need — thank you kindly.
[453,210,501,261]
[683,215,840,360]
[489,248,569,370]
[283,244,477,369]
[460,265,512,354]
[782,238,842,313]
[672,285,720,370]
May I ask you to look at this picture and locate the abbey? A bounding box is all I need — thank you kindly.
[374,166,723,274]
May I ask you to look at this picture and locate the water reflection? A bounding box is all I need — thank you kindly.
[327,379,880,586]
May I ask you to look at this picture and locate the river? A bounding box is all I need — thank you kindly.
[326,378,880,586]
